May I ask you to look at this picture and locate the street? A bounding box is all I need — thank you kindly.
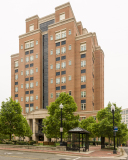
[0,149,126,160]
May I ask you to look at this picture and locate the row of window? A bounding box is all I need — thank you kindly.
[15,82,38,91]
[55,84,86,91]
[25,95,38,102]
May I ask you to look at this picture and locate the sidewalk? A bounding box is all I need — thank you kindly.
[0,145,124,158]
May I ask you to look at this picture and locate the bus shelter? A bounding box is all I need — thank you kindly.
[66,127,90,152]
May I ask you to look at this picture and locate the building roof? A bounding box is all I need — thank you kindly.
[68,127,90,134]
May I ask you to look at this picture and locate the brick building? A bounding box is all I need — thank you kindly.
[11,2,104,141]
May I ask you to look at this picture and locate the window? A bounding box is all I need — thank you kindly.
[81,54,86,58]
[25,91,29,94]
[56,48,60,55]
[30,106,33,111]
[69,61,71,65]
[61,62,66,68]
[50,50,53,55]
[51,93,53,98]
[36,106,38,109]
[30,90,34,94]
[56,42,60,47]
[61,70,66,75]
[25,78,29,81]
[69,91,71,96]
[30,77,34,80]
[26,96,29,102]
[81,69,86,73]
[21,97,23,101]
[21,71,23,75]
[61,77,66,83]
[36,40,38,45]
[98,138,101,141]
[81,103,86,110]
[56,57,60,61]
[61,47,66,54]
[81,91,86,97]
[60,13,65,21]
[36,95,38,100]
[69,76,71,81]
[25,64,29,68]
[21,58,23,62]
[81,43,86,51]
[81,76,86,82]
[15,94,18,97]
[51,79,53,84]
[26,107,29,113]
[30,82,34,88]
[30,56,34,61]
[30,63,34,67]
[93,116,96,120]
[30,69,34,75]
[56,63,60,70]
[56,86,60,90]
[36,54,38,58]
[36,81,38,86]
[56,72,60,76]
[26,57,29,62]
[26,83,29,89]
[56,32,61,40]
[61,40,66,45]
[69,45,71,50]
[30,50,33,54]
[81,85,86,89]
[50,65,53,69]
[81,60,86,67]
[25,43,29,49]
[56,93,60,98]
[36,68,38,72]
[61,86,66,90]
[29,25,34,31]
[15,75,18,80]
[15,61,18,67]
[61,31,66,38]
[61,56,66,60]
[26,70,29,76]
[25,41,34,49]
[15,87,18,92]
[21,84,23,88]
[15,69,18,73]
[21,45,23,49]
[15,82,18,85]
[50,36,53,40]
[56,78,60,84]
[69,30,71,35]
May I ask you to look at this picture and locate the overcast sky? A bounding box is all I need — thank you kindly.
[0,0,128,109]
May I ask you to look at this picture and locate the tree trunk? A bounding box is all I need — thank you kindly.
[10,134,11,141]
[109,137,110,148]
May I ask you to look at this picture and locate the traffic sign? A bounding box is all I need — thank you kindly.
[114,126,118,132]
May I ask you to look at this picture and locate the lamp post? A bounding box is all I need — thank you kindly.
[111,104,117,154]
[59,103,63,146]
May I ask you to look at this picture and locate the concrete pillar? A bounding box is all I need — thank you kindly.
[32,119,36,141]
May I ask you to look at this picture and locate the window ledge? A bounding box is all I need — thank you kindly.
[80,50,87,53]
[55,37,66,43]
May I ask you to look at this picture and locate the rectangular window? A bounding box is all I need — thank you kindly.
[60,13,65,21]
[15,61,18,67]
[36,68,38,72]
[61,77,66,83]
[56,57,60,61]
[30,82,34,88]
[26,107,29,113]
[21,84,23,88]
[81,43,86,51]
[25,64,29,68]
[25,78,29,81]
[30,63,34,67]
[36,106,38,109]
[61,47,66,54]
[81,60,86,67]
[81,85,86,89]
[69,30,71,35]
[15,94,18,97]
[56,48,60,55]
[61,56,66,60]
[69,76,71,81]
[50,50,53,55]
[25,91,29,94]
[56,78,60,84]
[56,86,60,90]
[36,95,38,100]
[56,42,60,47]
[56,63,60,70]
[15,69,18,73]
[56,72,60,76]
[30,56,34,61]
[30,107,33,111]
[61,40,66,45]
[61,62,66,68]
[81,103,86,110]
[30,103,33,107]
[81,91,86,97]
[69,91,71,96]
[51,79,53,84]
[21,58,23,62]
[81,54,86,58]
[25,104,29,107]
[26,96,29,102]
[50,65,53,69]
[56,93,60,98]
[21,97,23,101]
[15,82,18,85]
[26,70,29,76]
[21,45,23,49]
[61,86,66,90]
[30,96,34,102]
[69,45,71,50]
[56,33,61,40]
[30,90,34,94]
[29,25,34,31]
[30,77,34,80]
[61,31,66,38]
[25,43,29,49]
[36,81,38,86]
[50,36,53,40]
[50,93,53,98]
[81,69,86,73]
[36,54,38,58]
[69,61,71,65]
[36,40,38,45]
[61,70,66,75]
[26,57,29,62]
[15,75,18,80]
[25,51,29,55]
[26,83,29,89]
[81,76,86,82]
[30,69,34,75]
[30,41,34,48]
[15,87,18,92]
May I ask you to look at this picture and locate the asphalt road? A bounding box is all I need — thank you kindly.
[0,150,126,160]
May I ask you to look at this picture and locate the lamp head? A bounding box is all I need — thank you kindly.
[111,104,115,112]
[59,103,63,109]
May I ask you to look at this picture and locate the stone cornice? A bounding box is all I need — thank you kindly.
[77,21,83,28]
[19,29,42,39]
[74,110,99,115]
[55,2,70,11]
[39,13,55,24]
[75,32,93,41]
[92,32,98,46]
[26,15,39,22]
[42,31,48,35]
[10,53,19,58]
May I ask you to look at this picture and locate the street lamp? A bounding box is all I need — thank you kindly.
[111,104,117,154]
[59,103,63,146]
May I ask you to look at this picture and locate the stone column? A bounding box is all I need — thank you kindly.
[32,119,36,141]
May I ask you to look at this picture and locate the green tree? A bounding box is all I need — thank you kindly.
[43,93,79,139]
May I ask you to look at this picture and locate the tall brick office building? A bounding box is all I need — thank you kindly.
[11,2,104,141]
